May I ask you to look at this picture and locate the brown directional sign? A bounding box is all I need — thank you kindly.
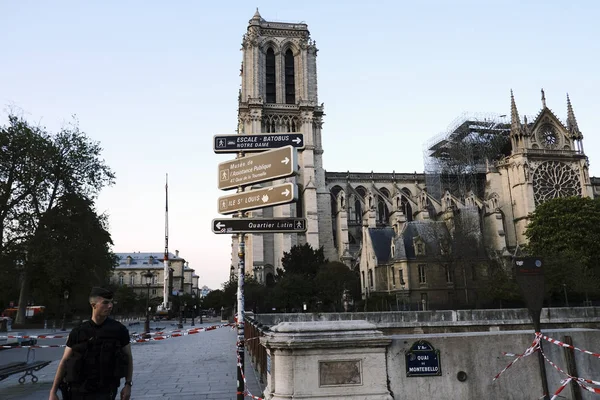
[218,183,297,215]
[218,146,297,190]
[212,217,307,234]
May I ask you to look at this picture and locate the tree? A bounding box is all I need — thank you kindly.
[314,262,360,311]
[0,114,115,323]
[202,289,224,311]
[524,196,600,304]
[280,243,327,279]
[27,193,117,316]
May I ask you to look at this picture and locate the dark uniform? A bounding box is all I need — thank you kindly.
[62,289,130,400]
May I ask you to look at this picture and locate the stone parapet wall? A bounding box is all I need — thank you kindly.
[251,307,600,333]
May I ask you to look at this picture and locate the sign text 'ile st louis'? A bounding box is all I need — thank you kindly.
[217,145,298,190]
[213,133,304,153]
[217,182,297,215]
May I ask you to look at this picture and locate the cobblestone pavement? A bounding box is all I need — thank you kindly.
[0,320,264,400]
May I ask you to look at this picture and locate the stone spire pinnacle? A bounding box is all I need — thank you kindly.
[541,88,547,108]
[253,8,262,20]
[566,93,582,138]
[510,89,521,131]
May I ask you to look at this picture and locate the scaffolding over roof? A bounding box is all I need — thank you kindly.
[423,112,512,201]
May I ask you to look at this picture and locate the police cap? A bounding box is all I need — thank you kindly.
[89,287,114,299]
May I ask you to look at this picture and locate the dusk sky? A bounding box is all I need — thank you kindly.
[2,1,599,289]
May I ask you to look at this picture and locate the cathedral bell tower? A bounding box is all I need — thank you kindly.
[501,90,592,248]
[233,10,336,275]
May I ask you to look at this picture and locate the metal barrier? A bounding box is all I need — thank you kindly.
[244,316,268,386]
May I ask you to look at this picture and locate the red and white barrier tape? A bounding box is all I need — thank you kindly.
[130,324,235,342]
[1,344,66,349]
[1,324,236,348]
[540,333,600,359]
[493,335,540,381]
[496,332,600,398]
[0,334,68,340]
[236,351,264,400]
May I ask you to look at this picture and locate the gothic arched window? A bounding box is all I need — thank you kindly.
[266,48,276,103]
[284,49,295,104]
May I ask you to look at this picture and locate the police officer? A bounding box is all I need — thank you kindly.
[49,287,133,400]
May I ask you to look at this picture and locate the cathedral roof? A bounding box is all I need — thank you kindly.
[401,221,450,259]
[368,227,395,264]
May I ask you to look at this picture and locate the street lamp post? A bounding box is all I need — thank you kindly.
[61,290,69,331]
[143,269,153,335]
[177,292,183,329]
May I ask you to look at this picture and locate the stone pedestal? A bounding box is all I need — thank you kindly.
[261,320,393,400]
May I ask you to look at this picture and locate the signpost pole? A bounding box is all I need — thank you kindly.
[236,230,245,400]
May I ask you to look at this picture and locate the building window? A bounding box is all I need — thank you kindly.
[445,265,453,283]
[118,275,124,285]
[399,269,405,286]
[471,264,477,281]
[416,243,425,255]
[151,289,157,295]
[418,264,426,284]
[284,49,295,104]
[391,267,396,287]
[361,271,365,288]
[265,48,276,103]
[368,269,373,289]
[152,275,157,285]
[130,275,135,286]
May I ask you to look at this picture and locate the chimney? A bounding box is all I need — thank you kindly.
[175,250,179,257]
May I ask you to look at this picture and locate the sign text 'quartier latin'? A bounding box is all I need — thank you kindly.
[218,146,297,190]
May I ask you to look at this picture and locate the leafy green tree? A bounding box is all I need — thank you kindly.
[27,193,117,316]
[267,273,315,312]
[0,114,115,323]
[524,196,600,304]
[202,289,224,311]
[280,243,327,279]
[314,262,360,311]
[221,276,265,312]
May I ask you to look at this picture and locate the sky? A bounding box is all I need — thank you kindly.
[2,1,599,290]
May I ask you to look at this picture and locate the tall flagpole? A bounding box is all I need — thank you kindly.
[162,173,170,311]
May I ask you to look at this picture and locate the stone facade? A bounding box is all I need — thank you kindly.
[232,10,335,282]
[111,251,199,299]
[233,12,599,307]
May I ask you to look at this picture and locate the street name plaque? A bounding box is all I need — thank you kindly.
[212,217,307,234]
[218,183,297,215]
[213,133,304,153]
[218,146,297,190]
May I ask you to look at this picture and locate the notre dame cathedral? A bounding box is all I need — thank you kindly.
[230,10,600,309]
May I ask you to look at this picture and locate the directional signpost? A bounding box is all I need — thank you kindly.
[214,133,304,153]
[218,145,297,190]
[212,217,307,234]
[213,135,304,400]
[218,183,297,214]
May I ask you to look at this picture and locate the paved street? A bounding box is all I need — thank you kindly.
[0,319,264,400]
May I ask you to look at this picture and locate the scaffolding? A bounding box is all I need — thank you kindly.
[423,113,511,201]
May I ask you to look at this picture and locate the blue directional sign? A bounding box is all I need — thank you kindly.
[405,340,441,377]
[213,133,304,153]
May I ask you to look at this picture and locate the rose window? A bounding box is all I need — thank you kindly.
[533,161,580,205]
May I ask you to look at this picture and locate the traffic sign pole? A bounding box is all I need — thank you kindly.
[236,229,245,400]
